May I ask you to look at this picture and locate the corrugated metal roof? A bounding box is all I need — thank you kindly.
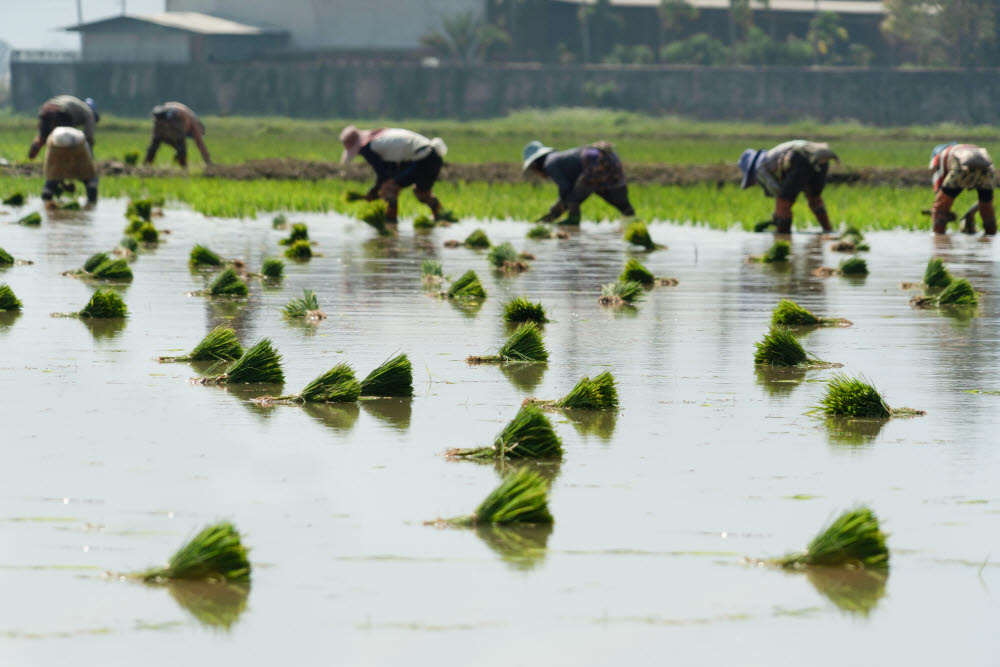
[66,12,285,35]
[556,0,885,14]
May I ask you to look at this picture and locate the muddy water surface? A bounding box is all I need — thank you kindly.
[1,201,998,665]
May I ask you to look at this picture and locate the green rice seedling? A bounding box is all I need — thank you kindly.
[190,244,224,268]
[413,214,435,230]
[297,364,362,403]
[284,239,312,260]
[272,213,288,228]
[360,200,392,236]
[126,199,153,221]
[124,151,140,166]
[841,225,865,242]
[488,242,529,272]
[527,224,553,239]
[18,211,42,225]
[759,240,791,263]
[282,289,325,320]
[278,223,309,246]
[343,191,368,203]
[260,257,284,278]
[124,215,146,235]
[468,322,548,364]
[132,222,159,244]
[199,338,284,384]
[754,327,812,366]
[140,522,250,583]
[771,299,853,328]
[598,279,643,306]
[464,228,491,248]
[360,353,413,397]
[447,269,486,301]
[2,192,25,206]
[90,258,133,281]
[82,252,111,273]
[437,209,459,223]
[437,468,553,526]
[0,247,14,266]
[936,278,977,306]
[54,200,81,211]
[118,236,140,253]
[839,257,868,275]
[0,284,22,311]
[76,288,128,318]
[502,296,549,324]
[421,258,443,277]
[816,373,891,418]
[209,268,249,297]
[923,258,953,289]
[448,405,563,461]
[552,371,619,411]
[620,258,654,286]
[159,326,243,363]
[776,507,888,570]
[624,221,654,249]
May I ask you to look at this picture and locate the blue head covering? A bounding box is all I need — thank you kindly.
[84,97,99,123]
[931,142,956,160]
[522,140,554,173]
[738,148,767,190]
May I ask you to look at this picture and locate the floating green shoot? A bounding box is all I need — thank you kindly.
[468,322,548,364]
[754,240,790,263]
[413,214,435,230]
[553,371,619,410]
[936,278,978,306]
[527,224,552,239]
[598,279,643,306]
[132,221,159,244]
[282,289,325,319]
[624,221,655,249]
[0,247,13,266]
[160,326,243,363]
[0,284,22,311]
[126,199,153,221]
[447,270,486,301]
[464,229,491,248]
[18,212,42,226]
[299,364,361,403]
[140,522,250,583]
[190,244,224,268]
[199,338,284,384]
[839,257,868,275]
[776,508,888,570]
[816,373,891,418]
[77,288,127,318]
[83,252,110,273]
[360,200,392,236]
[487,242,520,268]
[923,258,953,289]
[448,404,563,460]
[421,259,443,277]
[360,353,413,397]
[502,296,548,324]
[437,468,553,526]
[2,192,25,206]
[118,236,139,253]
[260,257,284,278]
[278,223,309,246]
[209,268,249,297]
[620,258,654,286]
[90,258,133,281]
[771,299,820,326]
[284,239,312,260]
[754,327,813,366]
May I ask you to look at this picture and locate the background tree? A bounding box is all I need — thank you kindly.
[578,0,624,62]
[421,12,512,64]
[807,12,850,64]
[881,0,997,67]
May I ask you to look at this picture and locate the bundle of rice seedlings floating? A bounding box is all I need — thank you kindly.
[89,258,133,281]
[624,221,656,250]
[464,229,491,248]
[18,211,42,226]
[754,327,835,367]
[260,257,284,279]
[282,289,325,320]
[815,373,922,418]
[413,214,435,230]
[597,279,643,306]
[545,371,619,411]
[839,257,868,275]
[935,278,978,306]
[53,288,128,319]
[130,221,159,244]
[749,240,791,263]
[272,214,288,229]
[433,468,553,527]
[526,224,554,240]
[258,363,360,404]
[771,299,852,328]
[189,244,224,269]
[139,522,250,583]
[159,325,243,363]
[0,284,22,311]
[278,223,309,246]
[830,225,869,252]
[284,239,312,260]
[359,200,393,236]
[502,296,549,324]
[196,338,284,385]
[126,198,153,221]
[488,242,529,273]
[446,269,486,301]
[2,192,25,206]
[467,322,548,364]
[200,268,248,297]
[447,404,563,460]
[923,258,953,289]
[360,353,413,397]
[421,258,444,287]
[619,258,654,286]
[0,247,14,266]
[66,251,111,276]
[774,507,888,570]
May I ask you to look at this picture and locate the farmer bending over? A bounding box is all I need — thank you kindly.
[41,127,99,208]
[522,140,635,225]
[738,140,838,233]
[339,126,450,224]
[144,102,212,167]
[28,95,98,160]
[928,143,996,235]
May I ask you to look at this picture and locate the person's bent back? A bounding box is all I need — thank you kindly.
[29,95,98,159]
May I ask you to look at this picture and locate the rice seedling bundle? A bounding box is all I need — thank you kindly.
[619,258,654,286]
[90,258,133,281]
[777,508,888,570]
[839,257,868,275]
[923,258,952,289]
[18,212,42,225]
[133,222,159,244]
[443,468,553,527]
[468,322,548,364]
[343,191,367,203]
[413,214,435,230]
[553,371,619,410]
[82,252,110,273]
[190,244,224,268]
[160,326,243,362]
[598,279,643,306]
[360,353,413,397]
[421,259,443,277]
[0,284,22,311]
[124,216,146,235]
[260,257,284,278]
[55,200,81,211]
[360,201,392,236]
[448,405,563,460]
[140,522,250,583]
[278,223,309,245]
[118,236,140,253]
[209,268,249,297]
[771,299,820,327]
[78,288,128,318]
[284,239,312,260]
[762,240,791,263]
[447,270,486,300]
[282,289,325,319]
[0,247,14,266]
[2,192,25,206]
[527,224,552,239]
[754,327,811,366]
[299,364,362,403]
[624,221,654,249]
[126,199,153,221]
[816,373,891,418]
[487,242,520,268]
[437,209,459,223]
[124,151,139,165]
[272,214,288,228]
[502,296,549,324]
[464,229,491,248]
[936,278,977,306]
[200,338,284,384]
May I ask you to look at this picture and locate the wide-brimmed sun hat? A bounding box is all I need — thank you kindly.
[339,125,377,164]
[738,148,767,190]
[522,140,554,173]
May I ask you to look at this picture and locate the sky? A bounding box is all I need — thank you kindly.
[1,0,164,50]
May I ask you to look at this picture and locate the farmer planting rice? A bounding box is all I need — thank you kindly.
[927,143,996,235]
[738,140,839,233]
[39,127,99,208]
[522,140,636,225]
[340,125,453,224]
[27,95,98,160]
[144,102,212,167]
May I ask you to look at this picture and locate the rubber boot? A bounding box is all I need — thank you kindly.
[931,191,955,234]
[773,197,794,233]
[807,195,832,232]
[980,200,997,235]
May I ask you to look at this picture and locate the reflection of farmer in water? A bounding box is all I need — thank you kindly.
[144,102,212,167]
[41,127,99,208]
[927,143,996,235]
[738,140,839,234]
[522,140,636,225]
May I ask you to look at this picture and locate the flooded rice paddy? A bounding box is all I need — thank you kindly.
[1,201,999,664]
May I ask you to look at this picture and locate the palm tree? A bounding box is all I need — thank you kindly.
[420,12,512,64]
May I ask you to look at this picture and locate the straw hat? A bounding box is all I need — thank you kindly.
[522,140,554,173]
[738,148,767,190]
[339,125,377,164]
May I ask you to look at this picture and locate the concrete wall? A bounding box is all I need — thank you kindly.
[11,61,1000,125]
[165,0,487,50]
[83,31,191,64]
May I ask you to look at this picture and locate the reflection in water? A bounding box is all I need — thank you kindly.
[360,398,412,431]
[166,580,250,631]
[224,384,287,422]
[755,366,808,397]
[0,311,22,332]
[82,317,127,340]
[806,567,888,617]
[207,299,248,325]
[564,409,618,441]
[475,523,553,571]
[448,298,484,319]
[283,318,321,337]
[302,402,361,433]
[938,305,978,327]
[494,458,562,484]
[499,363,547,392]
[823,416,888,448]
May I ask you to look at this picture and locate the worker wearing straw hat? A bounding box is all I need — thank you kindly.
[144,102,212,167]
[738,140,838,233]
[522,140,635,225]
[28,95,99,160]
[927,142,996,235]
[339,126,450,224]
[41,127,99,207]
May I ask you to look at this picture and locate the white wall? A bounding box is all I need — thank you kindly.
[82,31,190,63]
[165,0,486,50]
